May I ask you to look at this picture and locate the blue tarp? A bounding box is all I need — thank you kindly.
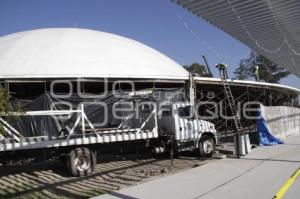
[257,109,284,146]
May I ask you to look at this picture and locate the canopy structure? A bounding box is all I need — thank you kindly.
[173,0,300,77]
[0,28,188,80]
[194,77,300,95]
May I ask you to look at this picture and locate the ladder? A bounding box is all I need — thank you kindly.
[217,65,243,132]
[217,64,252,158]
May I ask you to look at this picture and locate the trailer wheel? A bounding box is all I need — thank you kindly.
[66,147,96,177]
[198,135,215,158]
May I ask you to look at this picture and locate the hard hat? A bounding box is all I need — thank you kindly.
[215,63,228,68]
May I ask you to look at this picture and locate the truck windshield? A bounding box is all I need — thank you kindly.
[178,106,193,118]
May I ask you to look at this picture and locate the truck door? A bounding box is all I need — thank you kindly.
[174,105,197,140]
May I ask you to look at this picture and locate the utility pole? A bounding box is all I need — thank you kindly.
[202,55,213,77]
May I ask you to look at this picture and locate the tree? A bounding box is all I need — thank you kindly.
[183,63,213,77]
[0,85,15,136]
[234,51,290,83]
[0,86,8,135]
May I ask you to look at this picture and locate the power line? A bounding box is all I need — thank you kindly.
[177,14,249,61]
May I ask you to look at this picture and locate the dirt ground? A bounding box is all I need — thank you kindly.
[0,152,215,199]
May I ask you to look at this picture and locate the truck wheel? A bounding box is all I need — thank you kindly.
[198,135,215,158]
[66,147,96,177]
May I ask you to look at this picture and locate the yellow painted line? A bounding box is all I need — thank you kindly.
[273,167,300,199]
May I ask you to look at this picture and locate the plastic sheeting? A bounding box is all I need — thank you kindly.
[6,89,184,138]
[257,108,284,146]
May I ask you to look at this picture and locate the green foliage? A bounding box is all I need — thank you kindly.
[234,51,290,83]
[183,63,213,77]
[0,85,11,136]
[0,125,4,137]
[0,85,10,113]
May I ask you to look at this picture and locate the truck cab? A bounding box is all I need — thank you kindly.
[158,102,217,157]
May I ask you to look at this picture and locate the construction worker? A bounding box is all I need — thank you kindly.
[215,63,228,79]
[254,65,260,81]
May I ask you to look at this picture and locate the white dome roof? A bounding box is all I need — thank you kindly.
[0,28,188,79]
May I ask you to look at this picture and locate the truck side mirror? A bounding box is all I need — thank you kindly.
[188,115,196,120]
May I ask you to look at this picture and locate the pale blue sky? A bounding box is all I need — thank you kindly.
[0,0,299,88]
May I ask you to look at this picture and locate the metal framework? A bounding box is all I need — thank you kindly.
[195,79,298,138]
[0,104,159,152]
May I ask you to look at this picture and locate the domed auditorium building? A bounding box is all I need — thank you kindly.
[0,28,189,98]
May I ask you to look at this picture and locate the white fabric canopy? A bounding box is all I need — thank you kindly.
[174,0,300,77]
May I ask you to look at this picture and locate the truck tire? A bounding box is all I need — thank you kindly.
[198,135,215,158]
[66,147,96,177]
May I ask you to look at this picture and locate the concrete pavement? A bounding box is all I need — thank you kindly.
[94,136,300,199]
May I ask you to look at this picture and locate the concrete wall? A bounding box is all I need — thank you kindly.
[261,105,300,138]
